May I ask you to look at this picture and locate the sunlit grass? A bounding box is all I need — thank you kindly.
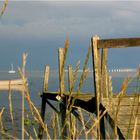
[0,40,139,139]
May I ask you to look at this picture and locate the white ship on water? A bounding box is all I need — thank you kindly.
[8,64,16,74]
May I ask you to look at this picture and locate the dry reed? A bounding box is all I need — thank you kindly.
[0,0,8,18]
[18,53,51,139]
[60,45,91,138]
[0,39,140,140]
[8,83,16,137]
[0,108,4,133]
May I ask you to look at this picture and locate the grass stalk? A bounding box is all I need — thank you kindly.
[33,127,38,139]
[24,129,33,140]
[0,107,4,130]
[60,46,91,138]
[113,76,131,138]
[77,108,87,140]
[132,117,138,140]
[126,67,140,138]
[8,81,16,137]
[0,0,8,17]
[77,46,91,94]
[68,46,91,112]
[0,131,19,140]
[22,90,24,140]
[67,60,80,106]
[56,113,61,137]
[52,112,56,139]
[18,53,51,139]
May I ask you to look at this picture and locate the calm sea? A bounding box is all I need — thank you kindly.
[0,71,139,138]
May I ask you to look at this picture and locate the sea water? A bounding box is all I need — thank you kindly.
[0,71,139,138]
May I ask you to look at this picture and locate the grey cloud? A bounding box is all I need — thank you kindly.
[1,1,140,40]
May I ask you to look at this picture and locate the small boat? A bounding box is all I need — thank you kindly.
[8,64,16,74]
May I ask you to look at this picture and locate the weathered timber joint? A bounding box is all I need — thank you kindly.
[39,36,140,139]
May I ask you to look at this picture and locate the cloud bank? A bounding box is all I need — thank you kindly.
[1,1,140,40]
[0,1,140,69]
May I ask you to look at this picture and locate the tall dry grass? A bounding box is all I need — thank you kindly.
[106,66,140,140]
[0,41,139,139]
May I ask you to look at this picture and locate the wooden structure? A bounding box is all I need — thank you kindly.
[38,36,140,139]
[91,36,140,139]
[0,79,25,91]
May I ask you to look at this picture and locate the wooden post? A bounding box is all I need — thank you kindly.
[100,48,107,139]
[91,35,101,139]
[58,48,65,95]
[58,48,67,139]
[43,66,50,92]
[101,48,108,98]
[105,66,109,98]
[38,94,46,139]
[38,65,50,139]
[100,115,106,139]
[108,76,113,116]
[100,66,108,139]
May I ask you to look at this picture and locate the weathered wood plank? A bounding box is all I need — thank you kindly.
[106,106,140,111]
[92,35,101,103]
[58,48,67,139]
[38,66,50,139]
[43,65,50,92]
[104,111,125,139]
[101,48,108,98]
[119,125,140,137]
[120,131,140,139]
[107,110,140,116]
[117,115,140,123]
[38,94,47,139]
[100,48,107,139]
[104,104,140,109]
[91,35,101,139]
[102,95,140,139]
[118,120,140,125]
[98,38,140,48]
[120,126,140,130]
[58,48,65,95]
[43,91,95,101]
[102,97,140,106]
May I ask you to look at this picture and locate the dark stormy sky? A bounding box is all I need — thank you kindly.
[0,1,140,70]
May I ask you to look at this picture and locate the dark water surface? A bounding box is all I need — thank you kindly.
[0,71,139,138]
